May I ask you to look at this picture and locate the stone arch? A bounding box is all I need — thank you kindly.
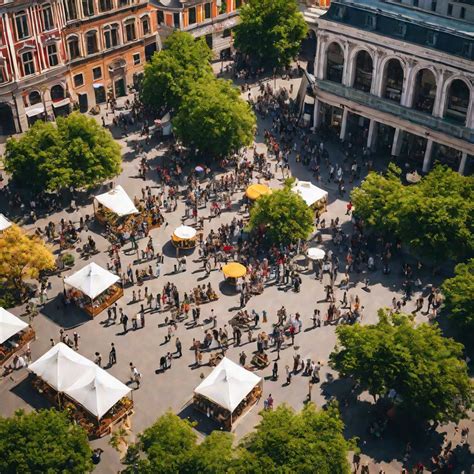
[51,83,65,102]
[325,41,345,84]
[412,68,438,114]
[441,76,472,126]
[28,90,42,106]
[0,103,16,136]
[351,48,374,92]
[381,56,406,103]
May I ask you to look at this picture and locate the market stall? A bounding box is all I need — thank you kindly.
[292,180,328,214]
[245,184,272,201]
[171,225,198,249]
[29,343,133,438]
[193,357,263,430]
[0,213,12,232]
[0,308,34,366]
[222,262,247,286]
[307,248,325,261]
[64,262,122,317]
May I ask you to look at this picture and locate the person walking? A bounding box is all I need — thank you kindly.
[109,343,117,366]
[175,337,182,358]
[272,361,278,380]
[94,352,102,368]
[121,312,128,333]
[129,362,141,388]
[73,332,80,350]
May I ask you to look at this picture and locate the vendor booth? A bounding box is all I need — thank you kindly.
[222,262,247,286]
[0,214,12,232]
[307,248,325,261]
[245,184,272,201]
[193,357,263,430]
[292,180,328,214]
[64,262,123,317]
[29,343,133,438]
[172,225,197,249]
[0,308,34,366]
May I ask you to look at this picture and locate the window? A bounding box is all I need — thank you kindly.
[447,3,453,15]
[364,14,376,30]
[47,44,59,66]
[29,91,42,105]
[426,30,438,46]
[74,73,84,87]
[335,5,346,19]
[104,24,119,48]
[86,31,98,54]
[223,28,231,38]
[413,0,418,6]
[133,53,140,65]
[82,0,94,16]
[157,11,164,24]
[99,0,113,12]
[15,11,29,40]
[0,66,6,84]
[125,20,136,41]
[66,0,78,20]
[462,41,473,58]
[141,16,150,35]
[42,4,54,31]
[431,1,437,12]
[460,7,466,19]
[22,51,35,76]
[93,66,102,79]
[204,3,211,18]
[173,12,180,28]
[396,23,407,37]
[235,0,242,7]
[118,0,130,6]
[188,7,196,24]
[68,37,80,59]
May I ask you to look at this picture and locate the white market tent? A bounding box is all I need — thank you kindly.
[0,308,28,344]
[94,185,139,217]
[0,213,12,231]
[194,357,262,413]
[307,248,326,261]
[174,225,197,240]
[292,180,328,207]
[64,262,120,300]
[29,343,130,418]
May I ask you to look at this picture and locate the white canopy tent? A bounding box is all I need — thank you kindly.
[0,308,28,344]
[292,180,328,207]
[64,262,120,300]
[194,357,262,413]
[307,248,326,261]
[94,185,139,217]
[174,225,197,240]
[29,343,130,418]
[0,213,12,231]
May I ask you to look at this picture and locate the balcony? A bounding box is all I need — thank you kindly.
[315,79,474,144]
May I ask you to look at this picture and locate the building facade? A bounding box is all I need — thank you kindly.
[151,0,242,59]
[0,0,159,137]
[303,0,474,174]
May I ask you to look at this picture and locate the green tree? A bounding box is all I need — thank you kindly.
[442,259,474,350]
[0,409,92,473]
[351,164,474,263]
[238,403,353,473]
[234,0,308,69]
[173,78,256,158]
[330,310,473,424]
[5,112,121,192]
[247,186,313,244]
[141,31,213,112]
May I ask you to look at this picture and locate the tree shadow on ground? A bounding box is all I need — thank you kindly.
[177,403,223,436]
[40,295,90,329]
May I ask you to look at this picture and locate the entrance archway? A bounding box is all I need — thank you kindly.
[353,50,373,92]
[326,42,344,84]
[444,79,470,125]
[413,69,437,114]
[0,103,16,136]
[383,59,404,103]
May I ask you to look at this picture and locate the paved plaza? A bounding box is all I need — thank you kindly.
[0,75,471,473]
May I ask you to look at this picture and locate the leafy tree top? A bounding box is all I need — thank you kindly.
[141,31,213,112]
[351,164,474,263]
[0,409,92,473]
[5,112,121,192]
[0,224,55,291]
[234,0,308,68]
[173,78,256,158]
[330,309,473,424]
[247,186,313,244]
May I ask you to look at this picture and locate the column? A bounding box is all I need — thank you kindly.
[313,99,321,129]
[391,128,404,156]
[14,92,29,133]
[367,119,378,151]
[422,139,434,173]
[458,153,468,175]
[341,42,352,87]
[400,60,416,107]
[339,108,349,141]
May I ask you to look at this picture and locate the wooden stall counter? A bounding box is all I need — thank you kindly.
[84,286,123,318]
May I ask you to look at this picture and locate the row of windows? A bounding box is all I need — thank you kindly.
[15,5,56,41]
[64,0,140,22]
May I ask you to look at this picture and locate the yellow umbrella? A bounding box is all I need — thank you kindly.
[222,262,247,279]
[245,184,272,201]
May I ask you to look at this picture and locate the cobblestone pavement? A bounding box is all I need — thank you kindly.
[0,74,472,473]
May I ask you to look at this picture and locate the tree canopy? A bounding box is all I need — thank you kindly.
[141,31,213,112]
[247,186,313,244]
[234,0,308,69]
[442,259,474,351]
[5,112,121,193]
[351,164,474,263]
[330,309,473,424]
[0,409,92,473]
[173,78,256,158]
[0,224,55,292]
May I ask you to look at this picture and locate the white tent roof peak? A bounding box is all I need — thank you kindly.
[0,213,12,231]
[64,262,119,300]
[0,308,29,344]
[194,357,261,412]
[174,225,197,240]
[95,185,139,217]
[292,180,328,207]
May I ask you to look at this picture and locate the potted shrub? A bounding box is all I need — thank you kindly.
[61,253,75,267]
